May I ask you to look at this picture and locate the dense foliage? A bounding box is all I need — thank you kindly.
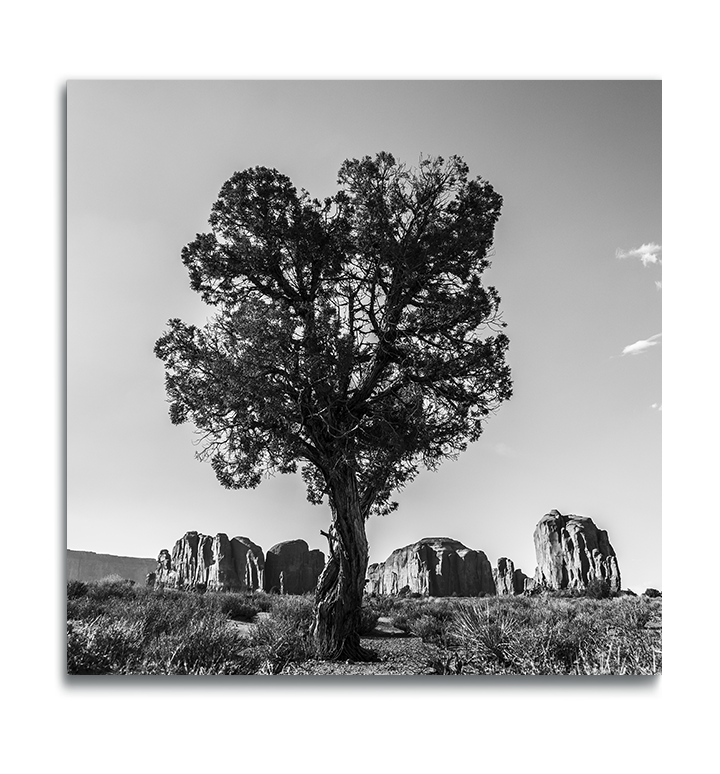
[155,152,511,514]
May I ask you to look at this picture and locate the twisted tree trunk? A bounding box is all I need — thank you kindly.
[311,466,375,661]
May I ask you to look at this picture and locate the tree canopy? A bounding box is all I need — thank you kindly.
[156,152,511,512]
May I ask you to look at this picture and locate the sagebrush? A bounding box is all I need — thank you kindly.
[67,579,660,675]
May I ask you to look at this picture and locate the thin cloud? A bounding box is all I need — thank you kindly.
[616,242,662,267]
[622,333,662,356]
[655,281,662,291]
[651,403,662,411]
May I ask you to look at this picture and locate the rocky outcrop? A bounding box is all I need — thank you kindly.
[154,532,265,592]
[264,540,325,594]
[493,557,531,596]
[366,538,496,597]
[67,549,156,586]
[533,510,621,593]
[231,536,266,591]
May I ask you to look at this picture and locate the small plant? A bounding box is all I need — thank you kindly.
[425,649,464,675]
[451,601,520,668]
[585,578,611,599]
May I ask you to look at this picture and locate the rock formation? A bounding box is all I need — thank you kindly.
[264,539,325,594]
[366,537,496,597]
[154,532,265,592]
[67,549,156,586]
[493,557,531,596]
[532,510,621,593]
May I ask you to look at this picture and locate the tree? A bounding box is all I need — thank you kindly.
[155,152,512,660]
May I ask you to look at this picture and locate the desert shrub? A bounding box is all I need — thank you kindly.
[143,616,256,675]
[67,588,262,675]
[67,616,144,674]
[363,594,395,616]
[611,596,653,630]
[586,579,612,599]
[86,575,137,602]
[388,596,428,631]
[67,580,88,599]
[424,646,465,675]
[409,614,446,643]
[643,588,662,598]
[249,591,274,612]
[205,591,265,621]
[451,601,521,668]
[543,619,595,669]
[67,594,102,621]
[389,607,419,633]
[358,606,381,635]
[407,599,456,644]
[249,595,316,673]
[129,590,207,639]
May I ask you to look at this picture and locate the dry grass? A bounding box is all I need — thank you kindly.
[67,580,660,675]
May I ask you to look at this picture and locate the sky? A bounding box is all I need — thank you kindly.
[67,80,661,592]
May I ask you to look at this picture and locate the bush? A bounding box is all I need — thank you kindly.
[409,614,446,643]
[250,595,316,673]
[144,616,256,675]
[205,591,265,621]
[363,594,395,616]
[86,575,137,602]
[585,579,612,599]
[612,596,653,630]
[67,617,144,674]
[451,601,520,668]
[67,580,88,599]
[358,606,381,635]
[643,588,662,598]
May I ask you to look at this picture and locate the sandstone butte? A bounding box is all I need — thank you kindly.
[152,532,325,595]
[532,509,621,593]
[68,510,622,597]
[367,537,495,596]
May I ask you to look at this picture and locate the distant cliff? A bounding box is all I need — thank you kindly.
[67,549,156,585]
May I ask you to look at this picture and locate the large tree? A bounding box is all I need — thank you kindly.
[155,152,512,660]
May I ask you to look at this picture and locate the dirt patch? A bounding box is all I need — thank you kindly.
[277,636,454,675]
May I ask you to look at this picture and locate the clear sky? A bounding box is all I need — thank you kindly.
[67,80,661,592]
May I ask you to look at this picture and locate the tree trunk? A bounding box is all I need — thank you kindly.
[311,466,375,661]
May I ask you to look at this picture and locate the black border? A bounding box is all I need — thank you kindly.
[57,72,662,701]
